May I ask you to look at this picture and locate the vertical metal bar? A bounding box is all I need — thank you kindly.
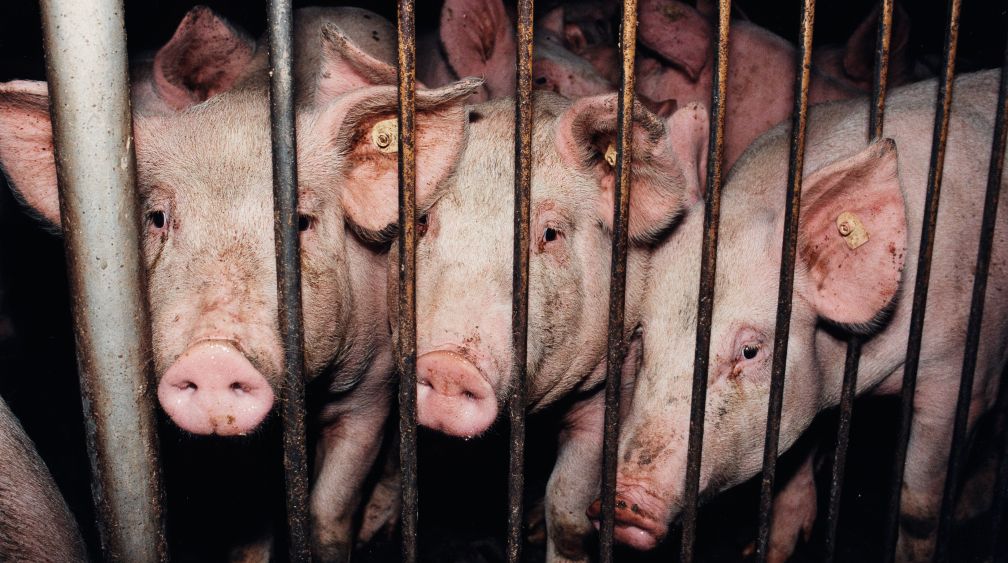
[679,1,731,561]
[267,1,311,561]
[396,1,419,562]
[933,30,1008,563]
[993,379,1008,561]
[37,1,167,560]
[598,2,638,562]
[882,1,962,560]
[823,3,894,561]
[507,1,534,562]
[754,1,816,561]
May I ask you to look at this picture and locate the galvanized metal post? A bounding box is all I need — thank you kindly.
[37,0,166,560]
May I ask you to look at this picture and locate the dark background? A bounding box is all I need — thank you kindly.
[1,1,1007,562]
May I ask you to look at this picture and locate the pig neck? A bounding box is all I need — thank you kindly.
[333,234,392,388]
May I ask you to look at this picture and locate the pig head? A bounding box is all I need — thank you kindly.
[380,93,707,438]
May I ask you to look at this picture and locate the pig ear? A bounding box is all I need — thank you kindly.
[797,139,907,329]
[555,95,708,242]
[319,78,483,238]
[638,0,712,82]
[843,2,913,86]
[315,23,398,104]
[439,0,516,99]
[152,6,255,110]
[0,81,60,229]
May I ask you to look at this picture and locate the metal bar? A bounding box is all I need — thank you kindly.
[882,1,962,560]
[679,1,731,561]
[932,29,1008,563]
[396,1,419,561]
[598,2,638,561]
[823,3,894,560]
[506,0,534,561]
[37,1,167,560]
[823,337,862,563]
[993,375,1008,561]
[267,1,311,560]
[754,1,816,560]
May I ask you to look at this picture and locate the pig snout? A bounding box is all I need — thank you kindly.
[158,341,274,436]
[415,350,497,438]
[587,487,669,551]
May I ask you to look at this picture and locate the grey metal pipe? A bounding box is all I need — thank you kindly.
[38,1,166,560]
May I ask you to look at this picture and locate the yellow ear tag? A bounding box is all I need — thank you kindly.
[604,143,617,167]
[371,118,398,153]
[836,211,869,250]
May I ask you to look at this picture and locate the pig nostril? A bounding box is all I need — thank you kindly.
[418,377,432,388]
[230,382,245,393]
[176,381,197,392]
[463,391,477,401]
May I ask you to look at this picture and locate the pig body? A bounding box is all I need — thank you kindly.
[0,394,87,562]
[611,70,1007,562]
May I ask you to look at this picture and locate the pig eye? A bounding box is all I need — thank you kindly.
[298,213,315,232]
[534,76,548,86]
[147,210,167,231]
[543,226,559,243]
[417,213,429,237]
[741,343,760,360]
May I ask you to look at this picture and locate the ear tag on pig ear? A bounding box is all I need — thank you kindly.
[836,211,869,250]
[604,143,617,167]
[371,118,398,153]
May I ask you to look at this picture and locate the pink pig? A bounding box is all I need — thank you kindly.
[602,70,1006,563]
[0,12,481,560]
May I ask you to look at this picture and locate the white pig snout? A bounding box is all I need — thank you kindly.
[415,350,497,438]
[158,340,275,437]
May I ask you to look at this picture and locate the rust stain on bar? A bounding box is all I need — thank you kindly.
[38,0,167,559]
[754,1,816,561]
[679,1,731,561]
[506,1,534,562]
[824,3,894,560]
[598,1,638,562]
[396,1,419,562]
[267,0,311,560]
[932,28,1008,563]
[882,1,961,560]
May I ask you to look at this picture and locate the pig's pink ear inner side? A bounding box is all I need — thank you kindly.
[152,6,255,110]
[637,0,712,82]
[797,138,907,330]
[0,81,61,229]
[315,23,398,105]
[438,0,516,99]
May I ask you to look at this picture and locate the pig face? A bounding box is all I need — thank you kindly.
[601,139,908,550]
[389,93,708,438]
[0,74,477,437]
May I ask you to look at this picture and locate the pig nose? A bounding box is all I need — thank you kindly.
[587,493,666,551]
[158,341,274,436]
[415,350,497,438]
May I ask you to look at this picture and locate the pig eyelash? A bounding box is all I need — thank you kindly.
[543,226,562,244]
[298,213,316,232]
[740,343,760,361]
[146,209,168,232]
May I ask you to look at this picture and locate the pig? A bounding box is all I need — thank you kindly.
[130,6,258,115]
[603,69,1007,562]
[371,87,707,562]
[0,394,88,562]
[417,0,615,103]
[0,21,482,562]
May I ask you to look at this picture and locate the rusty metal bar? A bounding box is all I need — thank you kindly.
[598,2,638,561]
[267,0,311,560]
[754,1,816,560]
[506,0,534,561]
[933,29,1008,563]
[396,1,419,561]
[882,1,961,560]
[37,0,167,560]
[679,1,731,561]
[823,3,894,560]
